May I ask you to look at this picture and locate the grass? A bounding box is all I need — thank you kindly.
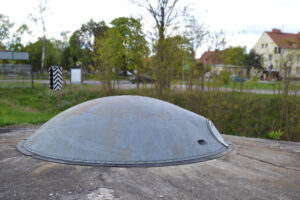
[0,84,107,126]
[174,79,300,90]
[0,85,53,126]
[223,80,300,90]
[0,81,33,88]
[0,84,299,141]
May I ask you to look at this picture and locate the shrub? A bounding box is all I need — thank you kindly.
[268,130,284,140]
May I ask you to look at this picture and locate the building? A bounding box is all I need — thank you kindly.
[198,50,242,75]
[252,29,300,78]
[198,50,225,73]
[198,50,224,65]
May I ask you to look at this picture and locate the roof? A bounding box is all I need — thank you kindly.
[198,50,224,65]
[266,29,300,49]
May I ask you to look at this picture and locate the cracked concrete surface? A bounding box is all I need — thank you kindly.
[0,125,299,200]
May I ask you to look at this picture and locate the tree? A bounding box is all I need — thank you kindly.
[207,31,226,51]
[183,15,208,91]
[200,31,226,91]
[28,0,50,72]
[184,15,208,56]
[69,30,83,65]
[219,69,231,89]
[8,24,31,51]
[61,46,71,70]
[111,17,149,88]
[69,20,108,69]
[25,38,64,72]
[244,50,263,77]
[93,17,149,92]
[94,28,124,94]
[80,19,107,51]
[276,43,300,141]
[0,13,14,50]
[223,46,246,91]
[223,46,246,66]
[135,0,182,96]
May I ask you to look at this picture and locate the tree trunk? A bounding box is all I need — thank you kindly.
[283,65,290,140]
[41,36,45,72]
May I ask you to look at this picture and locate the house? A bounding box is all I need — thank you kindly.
[198,49,242,75]
[252,29,300,78]
[198,50,225,73]
[198,50,224,65]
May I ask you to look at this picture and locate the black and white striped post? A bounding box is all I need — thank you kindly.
[49,66,63,90]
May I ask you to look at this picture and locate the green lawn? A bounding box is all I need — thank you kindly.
[1,84,299,141]
[0,84,106,126]
[0,85,54,126]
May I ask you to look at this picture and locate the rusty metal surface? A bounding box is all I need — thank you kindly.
[19,96,231,166]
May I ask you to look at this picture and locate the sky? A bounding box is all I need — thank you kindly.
[1,0,300,57]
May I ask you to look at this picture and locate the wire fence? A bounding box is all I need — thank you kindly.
[0,64,33,88]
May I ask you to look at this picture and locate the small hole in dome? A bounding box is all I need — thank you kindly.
[197,139,207,145]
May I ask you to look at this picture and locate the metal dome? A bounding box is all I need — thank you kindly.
[17,95,232,167]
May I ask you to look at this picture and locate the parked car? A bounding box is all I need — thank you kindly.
[129,74,154,84]
[118,70,133,76]
[204,72,211,79]
[231,75,248,82]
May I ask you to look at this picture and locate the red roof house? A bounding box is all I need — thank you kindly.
[266,29,300,49]
[198,50,224,65]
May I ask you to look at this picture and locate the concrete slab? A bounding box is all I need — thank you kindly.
[0,125,299,200]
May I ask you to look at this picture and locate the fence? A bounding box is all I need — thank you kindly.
[0,64,33,88]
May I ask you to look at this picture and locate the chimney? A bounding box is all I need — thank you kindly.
[272,28,281,33]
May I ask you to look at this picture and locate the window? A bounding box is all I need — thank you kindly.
[296,67,300,74]
[269,55,272,61]
[297,55,300,62]
[278,47,281,53]
[274,47,277,53]
[261,44,264,48]
[265,43,268,48]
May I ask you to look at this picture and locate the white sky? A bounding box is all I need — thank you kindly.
[1,0,300,57]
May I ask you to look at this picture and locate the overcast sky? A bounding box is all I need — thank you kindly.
[1,0,299,57]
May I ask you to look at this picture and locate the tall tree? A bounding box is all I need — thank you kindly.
[28,0,49,72]
[183,15,208,91]
[25,38,64,71]
[111,17,149,88]
[184,15,208,56]
[94,28,124,94]
[9,24,31,51]
[244,50,263,76]
[207,31,226,51]
[0,13,14,50]
[94,17,149,90]
[136,0,182,96]
[69,20,108,69]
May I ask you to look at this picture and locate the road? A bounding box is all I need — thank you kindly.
[0,125,299,199]
[34,79,300,95]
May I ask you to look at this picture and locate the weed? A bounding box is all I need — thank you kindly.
[268,130,284,140]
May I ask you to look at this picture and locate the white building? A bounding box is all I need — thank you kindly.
[252,29,300,78]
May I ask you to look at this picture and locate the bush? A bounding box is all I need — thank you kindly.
[1,85,299,142]
[268,130,284,140]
